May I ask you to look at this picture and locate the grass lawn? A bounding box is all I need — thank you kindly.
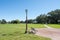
[0,24,51,40]
[48,24,60,28]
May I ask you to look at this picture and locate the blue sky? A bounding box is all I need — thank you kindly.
[0,0,60,21]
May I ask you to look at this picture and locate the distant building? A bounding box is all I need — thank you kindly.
[33,21,37,24]
[58,20,60,23]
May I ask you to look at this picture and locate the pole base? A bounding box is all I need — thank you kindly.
[25,31,28,34]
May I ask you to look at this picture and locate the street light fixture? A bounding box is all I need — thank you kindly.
[25,9,28,33]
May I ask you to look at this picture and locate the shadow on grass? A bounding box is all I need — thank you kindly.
[1,31,24,36]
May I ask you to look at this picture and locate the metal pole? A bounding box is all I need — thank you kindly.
[25,9,28,33]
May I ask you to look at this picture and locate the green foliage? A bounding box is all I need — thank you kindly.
[0,20,1,24]
[28,19,33,23]
[36,14,47,23]
[20,21,24,23]
[1,19,7,24]
[25,19,33,23]
[11,19,20,24]
[36,9,60,24]
[0,9,60,24]
[47,9,60,24]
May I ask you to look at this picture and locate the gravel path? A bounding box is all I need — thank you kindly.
[35,25,60,40]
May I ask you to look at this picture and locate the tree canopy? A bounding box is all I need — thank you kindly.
[0,9,60,24]
[47,9,60,24]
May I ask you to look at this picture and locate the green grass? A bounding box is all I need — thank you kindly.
[0,24,51,40]
[48,24,60,28]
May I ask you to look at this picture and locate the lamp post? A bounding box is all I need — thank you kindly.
[25,9,28,33]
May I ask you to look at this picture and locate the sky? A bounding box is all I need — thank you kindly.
[0,0,60,21]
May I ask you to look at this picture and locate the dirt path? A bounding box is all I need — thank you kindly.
[44,24,53,28]
[35,25,60,40]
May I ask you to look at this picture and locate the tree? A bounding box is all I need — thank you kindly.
[0,20,1,24]
[36,14,47,24]
[20,21,25,23]
[25,19,33,23]
[1,19,7,24]
[47,9,60,24]
[28,19,33,23]
[32,19,37,24]
[7,21,11,24]
[11,19,20,24]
